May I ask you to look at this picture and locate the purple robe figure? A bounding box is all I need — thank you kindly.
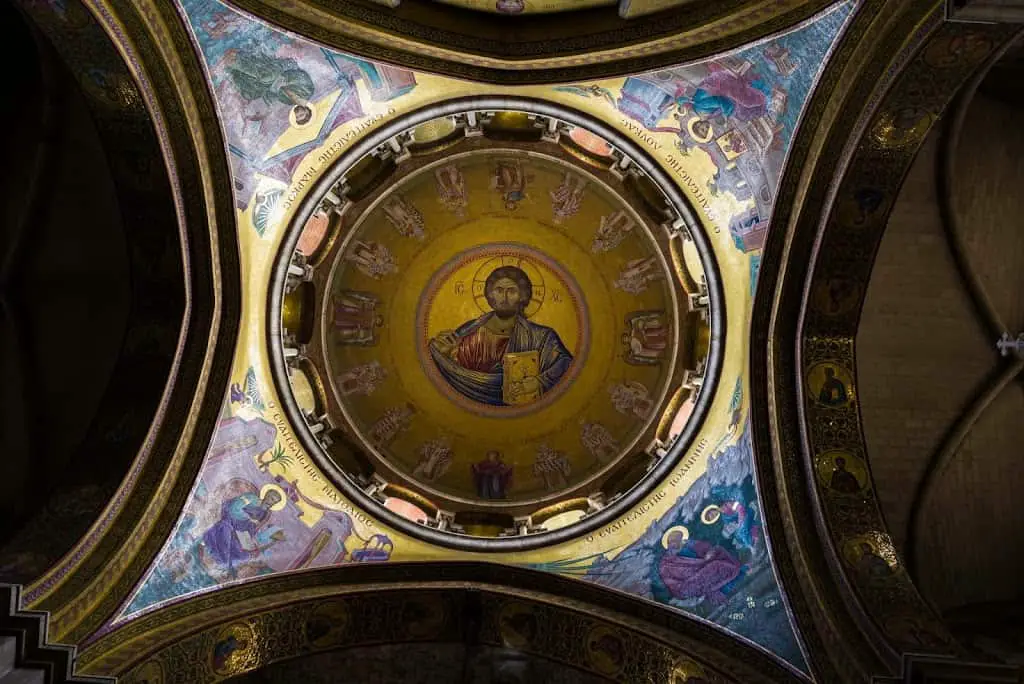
[471,451,513,500]
[657,530,746,606]
[202,488,283,572]
[685,65,770,122]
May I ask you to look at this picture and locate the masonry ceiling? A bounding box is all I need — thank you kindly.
[2,0,1022,683]
[858,40,1024,620]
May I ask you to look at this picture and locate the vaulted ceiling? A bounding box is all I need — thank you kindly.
[1,1,1022,683]
[858,42,1024,652]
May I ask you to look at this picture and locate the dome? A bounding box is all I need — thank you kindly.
[271,102,720,547]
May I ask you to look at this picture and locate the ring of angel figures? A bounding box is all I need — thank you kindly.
[272,103,720,546]
[322,149,679,508]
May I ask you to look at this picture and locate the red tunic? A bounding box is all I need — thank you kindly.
[454,327,510,372]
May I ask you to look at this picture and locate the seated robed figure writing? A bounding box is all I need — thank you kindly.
[428,265,573,407]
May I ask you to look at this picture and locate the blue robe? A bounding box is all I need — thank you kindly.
[429,313,572,407]
[203,493,268,569]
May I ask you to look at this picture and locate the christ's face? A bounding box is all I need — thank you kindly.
[487,277,522,318]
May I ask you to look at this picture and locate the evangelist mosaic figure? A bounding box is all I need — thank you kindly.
[429,266,572,407]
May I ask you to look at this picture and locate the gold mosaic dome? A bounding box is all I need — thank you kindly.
[272,103,720,546]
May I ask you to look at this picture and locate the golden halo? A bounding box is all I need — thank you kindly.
[661,525,689,548]
[686,116,714,144]
[289,103,316,129]
[259,484,288,511]
[701,504,721,524]
[472,253,547,318]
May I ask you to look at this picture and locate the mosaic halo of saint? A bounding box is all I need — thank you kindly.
[422,246,586,414]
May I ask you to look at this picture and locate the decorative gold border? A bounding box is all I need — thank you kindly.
[799,21,1018,656]
[15,0,242,648]
[77,562,803,683]
[750,0,1022,681]
[14,3,1003,683]
[226,0,839,83]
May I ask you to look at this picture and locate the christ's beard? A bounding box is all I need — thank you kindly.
[493,307,518,319]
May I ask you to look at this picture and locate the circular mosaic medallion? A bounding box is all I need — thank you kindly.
[416,242,589,417]
[585,625,626,675]
[497,601,539,648]
[306,600,350,649]
[274,105,719,544]
[129,661,165,684]
[211,622,257,677]
[805,361,856,409]
[325,151,678,506]
[813,449,869,496]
